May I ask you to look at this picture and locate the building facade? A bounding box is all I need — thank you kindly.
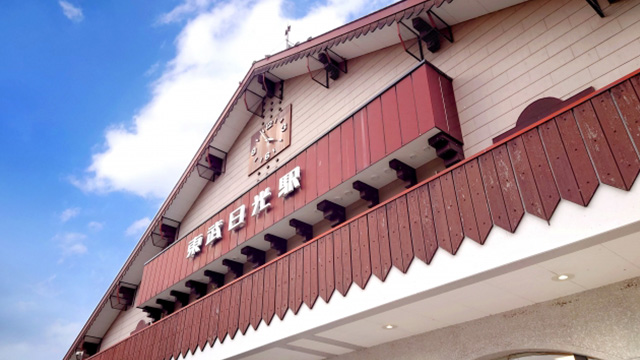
[66,0,640,359]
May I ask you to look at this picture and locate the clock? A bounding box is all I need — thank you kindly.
[248,104,292,174]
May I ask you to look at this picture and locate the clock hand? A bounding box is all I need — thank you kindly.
[259,130,270,142]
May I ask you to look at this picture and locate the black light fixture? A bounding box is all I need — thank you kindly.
[318,52,340,80]
[412,17,441,53]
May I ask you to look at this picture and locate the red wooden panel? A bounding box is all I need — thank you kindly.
[250,268,264,330]
[194,223,207,272]
[208,292,220,346]
[189,301,203,354]
[284,161,296,217]
[317,135,330,196]
[614,79,640,151]
[246,187,258,239]
[452,166,481,243]
[239,277,253,335]
[303,245,312,308]
[217,287,231,342]
[274,165,287,223]
[479,151,511,232]
[381,87,402,154]
[263,263,277,325]
[341,225,354,295]
[538,120,584,205]
[395,195,415,271]
[358,216,372,287]
[325,233,335,301]
[341,117,357,180]
[181,234,191,285]
[295,249,304,313]
[204,217,216,265]
[276,256,289,320]
[237,193,251,245]
[440,74,463,142]
[411,65,436,134]
[349,221,362,288]
[396,76,421,145]
[263,173,277,229]
[174,309,186,357]
[198,294,213,350]
[333,229,344,296]
[523,129,561,218]
[181,305,194,357]
[354,108,372,172]
[328,128,343,189]
[592,92,640,189]
[407,189,427,263]
[508,137,546,219]
[429,178,453,253]
[440,172,465,253]
[492,145,525,231]
[228,282,242,339]
[288,251,298,314]
[310,241,319,308]
[367,97,387,163]
[366,210,383,280]
[318,236,327,302]
[464,160,492,243]
[573,101,626,189]
[426,66,448,133]
[295,151,307,211]
[385,199,404,271]
[375,206,393,280]
[305,143,318,205]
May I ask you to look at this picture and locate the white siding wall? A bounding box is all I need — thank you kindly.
[101,306,150,350]
[429,0,640,155]
[178,0,640,239]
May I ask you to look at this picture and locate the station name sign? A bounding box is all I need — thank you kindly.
[186,166,301,258]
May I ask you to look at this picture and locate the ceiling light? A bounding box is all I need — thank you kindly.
[552,273,574,281]
[383,324,396,330]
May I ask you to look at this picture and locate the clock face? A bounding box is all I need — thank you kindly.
[248,104,292,174]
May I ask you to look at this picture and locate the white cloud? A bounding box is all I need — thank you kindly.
[0,320,82,360]
[72,0,393,198]
[53,232,88,259]
[59,207,80,222]
[126,217,151,237]
[87,221,104,231]
[59,1,84,22]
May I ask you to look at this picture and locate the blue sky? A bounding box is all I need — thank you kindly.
[0,0,393,359]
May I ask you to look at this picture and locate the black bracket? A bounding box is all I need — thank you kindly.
[306,49,348,88]
[243,88,265,118]
[428,132,465,168]
[196,145,227,182]
[289,218,313,242]
[317,200,346,227]
[389,159,418,188]
[241,246,266,269]
[257,72,284,100]
[155,299,175,315]
[397,20,424,62]
[222,259,244,279]
[149,217,180,249]
[585,0,605,17]
[264,234,288,255]
[185,280,208,299]
[81,336,102,356]
[169,290,190,307]
[411,10,453,54]
[110,281,138,310]
[204,270,225,288]
[142,306,162,322]
[353,181,380,208]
